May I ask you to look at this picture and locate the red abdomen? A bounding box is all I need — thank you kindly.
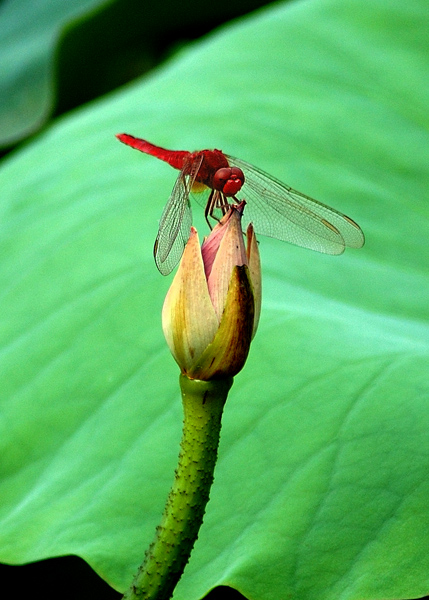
[116,134,189,169]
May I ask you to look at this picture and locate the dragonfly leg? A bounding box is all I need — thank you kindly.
[217,193,233,215]
[205,190,227,226]
[205,191,235,227]
[205,190,215,229]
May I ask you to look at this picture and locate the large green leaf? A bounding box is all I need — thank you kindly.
[1,0,428,599]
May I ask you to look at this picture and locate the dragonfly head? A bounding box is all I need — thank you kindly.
[212,167,245,197]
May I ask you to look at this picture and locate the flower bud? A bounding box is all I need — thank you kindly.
[162,203,261,380]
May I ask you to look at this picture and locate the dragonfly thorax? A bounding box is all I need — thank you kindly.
[212,167,245,197]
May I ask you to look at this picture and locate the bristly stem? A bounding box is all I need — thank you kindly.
[123,375,233,600]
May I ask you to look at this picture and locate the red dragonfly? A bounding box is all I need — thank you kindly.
[116,133,365,275]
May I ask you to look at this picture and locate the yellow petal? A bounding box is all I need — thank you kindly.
[246,223,262,337]
[162,228,218,372]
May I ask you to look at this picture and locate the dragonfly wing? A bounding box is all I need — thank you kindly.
[154,154,204,275]
[227,155,364,254]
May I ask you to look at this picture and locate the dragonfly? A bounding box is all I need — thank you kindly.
[116,133,365,275]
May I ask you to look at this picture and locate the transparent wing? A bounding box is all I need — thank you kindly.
[226,155,365,254]
[154,154,204,275]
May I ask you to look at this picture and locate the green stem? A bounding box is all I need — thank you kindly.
[123,374,233,600]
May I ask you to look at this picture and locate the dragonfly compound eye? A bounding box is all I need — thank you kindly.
[213,167,245,196]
